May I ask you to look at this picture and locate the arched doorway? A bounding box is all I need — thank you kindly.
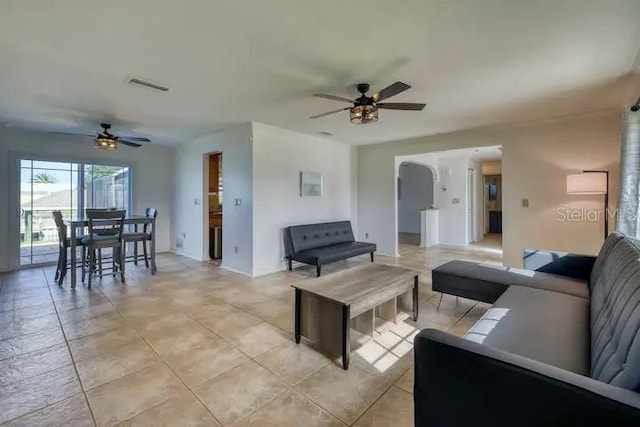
[398,162,434,245]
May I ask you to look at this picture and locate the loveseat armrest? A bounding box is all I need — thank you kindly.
[523,249,596,281]
[414,329,640,427]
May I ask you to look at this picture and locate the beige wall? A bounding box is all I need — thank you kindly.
[357,111,621,266]
[502,114,620,266]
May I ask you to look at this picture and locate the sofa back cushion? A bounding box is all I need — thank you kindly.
[590,232,640,390]
[284,221,355,254]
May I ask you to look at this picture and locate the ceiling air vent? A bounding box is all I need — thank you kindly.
[128,77,169,92]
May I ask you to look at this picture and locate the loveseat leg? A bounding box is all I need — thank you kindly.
[316,265,321,277]
[370,252,374,262]
[287,258,292,271]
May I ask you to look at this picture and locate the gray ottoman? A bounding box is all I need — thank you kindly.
[432,260,589,304]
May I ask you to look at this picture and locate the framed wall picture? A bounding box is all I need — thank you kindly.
[300,171,323,197]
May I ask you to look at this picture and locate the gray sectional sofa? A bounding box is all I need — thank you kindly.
[415,232,640,426]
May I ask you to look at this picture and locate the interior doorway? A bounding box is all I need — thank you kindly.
[397,162,434,246]
[207,153,223,261]
[467,168,475,243]
[394,146,502,258]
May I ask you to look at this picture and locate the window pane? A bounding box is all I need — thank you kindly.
[20,160,78,266]
[84,164,130,212]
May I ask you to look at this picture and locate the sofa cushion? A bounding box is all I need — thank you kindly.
[434,260,589,300]
[293,242,376,265]
[465,286,590,375]
[589,232,640,390]
[285,221,355,253]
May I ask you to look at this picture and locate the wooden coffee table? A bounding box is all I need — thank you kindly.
[292,263,419,369]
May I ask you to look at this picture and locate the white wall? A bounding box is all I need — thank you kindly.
[173,123,254,275]
[358,111,621,265]
[251,122,354,276]
[0,127,174,272]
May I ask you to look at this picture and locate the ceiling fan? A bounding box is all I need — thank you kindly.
[311,81,426,124]
[51,123,151,149]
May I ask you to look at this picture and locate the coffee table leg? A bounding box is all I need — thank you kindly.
[342,305,350,370]
[413,275,419,321]
[294,289,301,344]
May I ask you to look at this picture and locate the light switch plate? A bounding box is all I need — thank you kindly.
[522,198,529,207]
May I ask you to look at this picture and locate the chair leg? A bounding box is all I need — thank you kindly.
[133,240,138,265]
[316,265,321,277]
[112,247,117,277]
[287,258,292,271]
[143,240,149,269]
[58,248,68,286]
[81,247,87,283]
[437,293,444,310]
[88,249,95,289]
[370,252,374,262]
[54,247,62,281]
[119,246,126,283]
[98,248,103,277]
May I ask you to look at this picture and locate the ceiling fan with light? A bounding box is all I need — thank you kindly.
[50,123,151,149]
[310,81,426,124]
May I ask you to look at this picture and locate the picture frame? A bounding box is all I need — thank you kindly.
[300,171,323,197]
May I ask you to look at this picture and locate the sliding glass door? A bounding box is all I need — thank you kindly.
[19,158,131,266]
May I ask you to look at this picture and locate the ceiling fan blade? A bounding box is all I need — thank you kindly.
[313,94,354,103]
[372,81,411,101]
[309,107,350,119]
[120,136,151,142]
[376,102,426,111]
[118,139,143,148]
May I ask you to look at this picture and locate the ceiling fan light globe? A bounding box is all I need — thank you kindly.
[350,105,378,124]
[94,136,117,150]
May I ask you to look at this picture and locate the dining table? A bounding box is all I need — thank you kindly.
[63,215,157,289]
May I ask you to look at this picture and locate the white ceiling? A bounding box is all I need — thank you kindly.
[1,0,639,146]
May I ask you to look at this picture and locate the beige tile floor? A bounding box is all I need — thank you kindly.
[0,236,502,426]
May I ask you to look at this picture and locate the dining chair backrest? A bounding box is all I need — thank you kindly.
[144,208,158,233]
[51,210,66,244]
[86,209,126,240]
[86,208,121,235]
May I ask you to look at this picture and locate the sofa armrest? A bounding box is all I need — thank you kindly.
[414,329,640,427]
[523,249,596,281]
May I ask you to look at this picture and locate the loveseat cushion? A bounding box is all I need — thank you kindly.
[465,286,590,375]
[285,221,355,253]
[589,232,640,390]
[292,242,376,266]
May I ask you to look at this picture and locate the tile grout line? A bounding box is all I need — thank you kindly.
[44,267,99,427]
[104,295,226,426]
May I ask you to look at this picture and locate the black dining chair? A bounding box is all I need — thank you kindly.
[52,211,86,286]
[123,208,157,268]
[81,209,126,288]
[85,208,118,276]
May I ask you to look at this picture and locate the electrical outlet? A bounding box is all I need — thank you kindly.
[452,198,460,204]
[522,198,529,208]
[234,246,238,253]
